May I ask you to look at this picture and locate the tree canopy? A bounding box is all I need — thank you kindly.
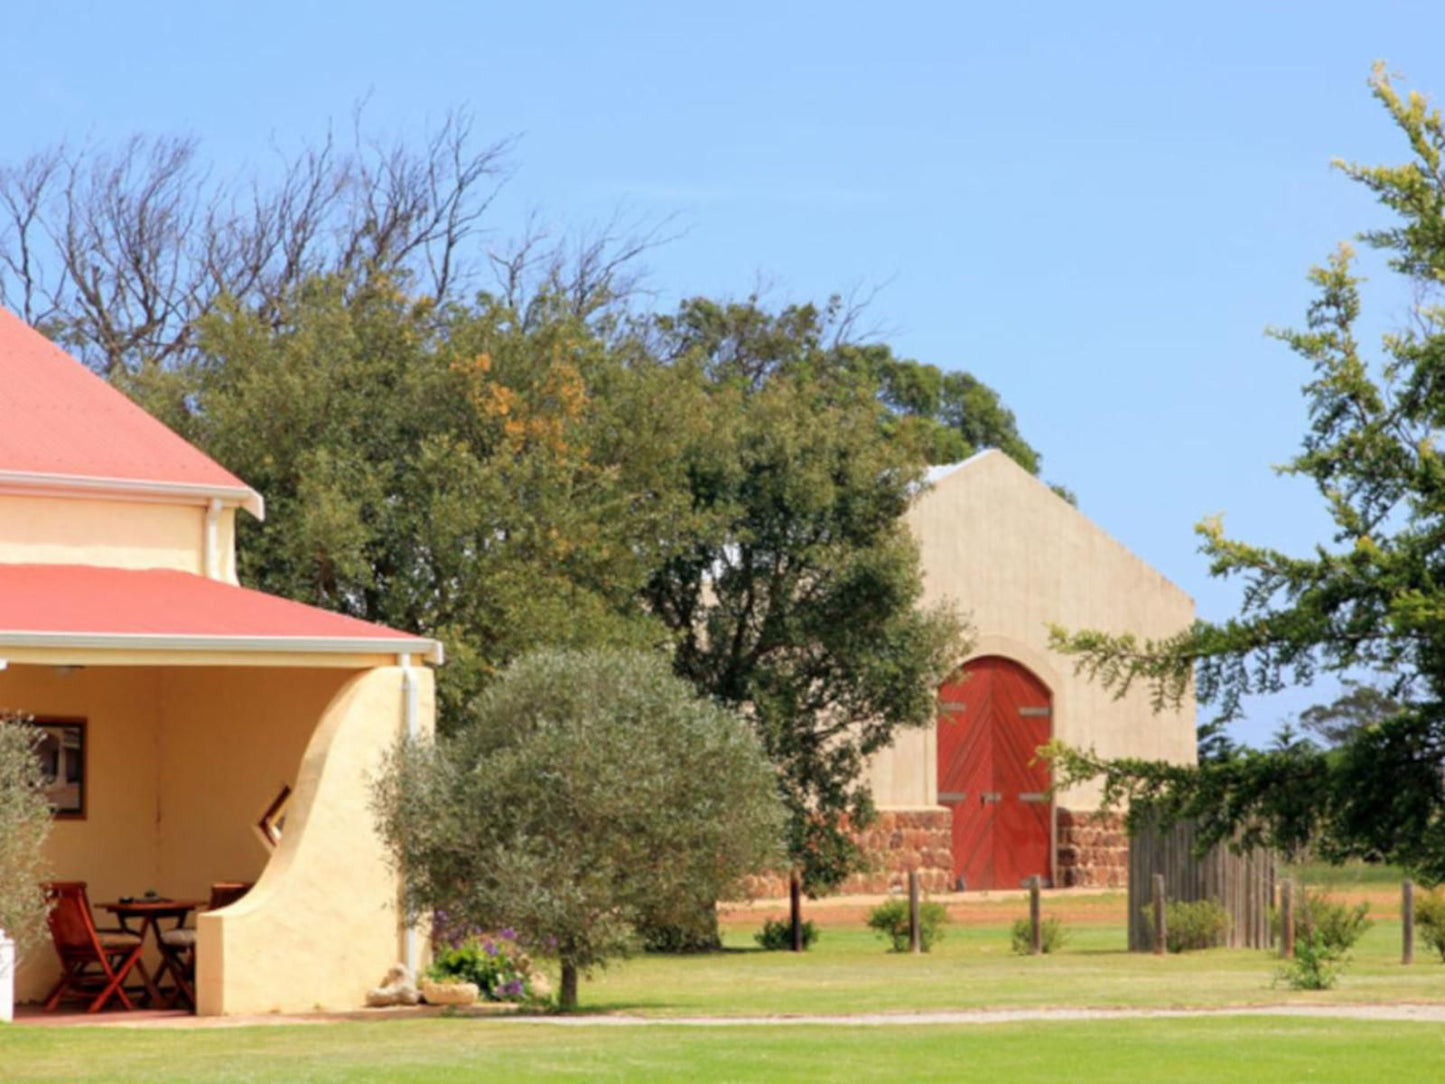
[644,297,969,892]
[1049,66,1445,882]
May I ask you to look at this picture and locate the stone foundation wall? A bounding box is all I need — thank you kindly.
[742,807,1130,897]
[742,808,954,898]
[1055,808,1128,888]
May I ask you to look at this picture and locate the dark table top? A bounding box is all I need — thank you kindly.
[97,898,205,915]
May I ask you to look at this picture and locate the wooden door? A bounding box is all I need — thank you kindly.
[936,656,1052,890]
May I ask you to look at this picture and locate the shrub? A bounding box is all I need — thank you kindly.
[428,931,535,1002]
[1278,928,1347,990]
[866,898,949,953]
[755,918,818,951]
[1141,898,1231,952]
[372,650,786,1010]
[1271,887,1373,953]
[1414,890,1445,961]
[1010,916,1068,955]
[0,715,53,962]
[636,908,723,954]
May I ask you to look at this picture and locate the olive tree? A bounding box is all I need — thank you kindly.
[0,715,52,962]
[371,650,785,1010]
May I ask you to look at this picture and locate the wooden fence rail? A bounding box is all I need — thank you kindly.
[1127,817,1276,952]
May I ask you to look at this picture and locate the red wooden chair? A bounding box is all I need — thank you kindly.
[157,881,253,1010]
[42,881,145,1013]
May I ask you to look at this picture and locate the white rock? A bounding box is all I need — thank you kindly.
[421,979,479,1006]
[366,962,420,1007]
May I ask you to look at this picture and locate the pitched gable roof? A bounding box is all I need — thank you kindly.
[0,564,441,663]
[0,309,262,516]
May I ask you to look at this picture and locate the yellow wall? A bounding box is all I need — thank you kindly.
[154,668,357,904]
[2,665,162,1000]
[3,661,430,1013]
[0,494,239,579]
[198,665,435,1015]
[867,451,1197,811]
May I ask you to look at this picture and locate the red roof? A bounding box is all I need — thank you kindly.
[0,565,438,661]
[0,308,253,495]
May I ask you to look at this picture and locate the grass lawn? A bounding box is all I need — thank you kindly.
[6,874,1445,1081]
[562,890,1445,1017]
[4,1017,1445,1083]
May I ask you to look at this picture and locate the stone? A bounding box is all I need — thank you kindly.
[366,962,420,1008]
[421,978,480,1006]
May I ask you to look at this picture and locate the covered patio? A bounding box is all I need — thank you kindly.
[2,564,440,1016]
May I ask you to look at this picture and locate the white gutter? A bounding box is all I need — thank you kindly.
[400,652,420,976]
[0,631,444,664]
[0,469,265,520]
[204,497,223,580]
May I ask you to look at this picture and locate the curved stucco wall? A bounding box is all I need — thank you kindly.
[197,665,435,1016]
[868,451,1197,811]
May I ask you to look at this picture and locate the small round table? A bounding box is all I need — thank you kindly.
[97,898,204,1007]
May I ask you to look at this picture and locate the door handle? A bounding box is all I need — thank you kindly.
[979,792,1001,804]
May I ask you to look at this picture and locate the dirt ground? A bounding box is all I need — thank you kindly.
[720,882,1413,931]
[720,889,1127,930]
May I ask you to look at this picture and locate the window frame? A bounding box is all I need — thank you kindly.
[28,715,88,820]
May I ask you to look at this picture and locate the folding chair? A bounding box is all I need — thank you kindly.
[157,881,253,1011]
[41,882,145,1013]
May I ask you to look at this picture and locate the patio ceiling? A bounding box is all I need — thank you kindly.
[0,564,441,666]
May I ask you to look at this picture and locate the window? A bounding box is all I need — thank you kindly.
[30,717,86,819]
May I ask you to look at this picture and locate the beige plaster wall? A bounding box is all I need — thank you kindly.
[2,665,163,1000]
[154,668,358,901]
[4,661,426,1013]
[0,494,237,578]
[867,451,1197,811]
[197,665,435,1016]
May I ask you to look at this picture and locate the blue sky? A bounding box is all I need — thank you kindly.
[8,1,1445,743]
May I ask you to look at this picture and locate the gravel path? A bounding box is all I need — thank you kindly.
[32,1001,1445,1030]
[509,1004,1445,1027]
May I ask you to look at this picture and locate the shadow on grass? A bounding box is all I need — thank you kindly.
[645,946,770,957]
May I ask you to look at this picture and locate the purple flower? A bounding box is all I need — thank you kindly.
[483,939,499,957]
[500,927,517,941]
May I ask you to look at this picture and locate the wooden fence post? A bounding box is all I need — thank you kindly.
[1403,880,1415,966]
[1029,875,1043,955]
[908,871,922,954]
[1279,879,1294,959]
[1152,873,1166,955]
[789,871,803,953]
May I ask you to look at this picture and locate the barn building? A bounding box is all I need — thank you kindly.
[859,450,1197,892]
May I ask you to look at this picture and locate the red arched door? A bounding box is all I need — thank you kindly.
[937,656,1052,890]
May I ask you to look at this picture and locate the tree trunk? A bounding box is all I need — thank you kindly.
[560,960,579,1011]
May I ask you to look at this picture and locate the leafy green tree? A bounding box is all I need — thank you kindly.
[1298,681,1405,748]
[1049,66,1445,882]
[645,299,970,893]
[127,274,687,728]
[370,650,785,1010]
[650,295,1046,473]
[0,716,52,961]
